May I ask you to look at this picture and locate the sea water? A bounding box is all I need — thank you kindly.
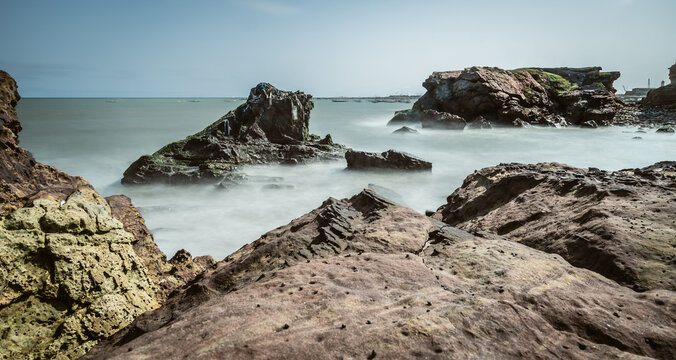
[17,98,675,259]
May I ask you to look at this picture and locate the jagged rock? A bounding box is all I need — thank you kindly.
[580,120,598,128]
[433,162,676,292]
[466,116,492,129]
[105,195,216,303]
[392,126,418,135]
[0,70,91,214]
[420,110,466,130]
[0,188,158,359]
[122,83,345,184]
[389,66,622,128]
[345,150,432,170]
[85,189,675,359]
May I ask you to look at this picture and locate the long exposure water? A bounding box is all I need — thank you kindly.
[17,98,675,259]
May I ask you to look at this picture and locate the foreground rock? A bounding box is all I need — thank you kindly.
[122,83,344,184]
[0,71,212,358]
[388,66,622,128]
[86,189,675,359]
[0,70,90,214]
[434,162,676,292]
[345,149,432,170]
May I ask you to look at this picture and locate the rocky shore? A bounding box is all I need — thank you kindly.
[122,83,345,184]
[1,70,675,359]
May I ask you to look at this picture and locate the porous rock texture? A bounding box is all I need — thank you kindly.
[86,189,675,360]
[0,70,90,215]
[345,149,432,170]
[388,66,622,128]
[122,83,344,184]
[434,162,676,292]
[0,70,213,359]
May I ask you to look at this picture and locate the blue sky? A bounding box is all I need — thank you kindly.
[2,0,675,97]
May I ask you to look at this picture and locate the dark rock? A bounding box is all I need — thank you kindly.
[420,109,466,130]
[433,162,676,291]
[580,120,598,128]
[345,150,432,171]
[656,127,674,133]
[466,116,492,129]
[392,126,418,135]
[85,189,675,360]
[122,83,345,184]
[642,85,676,106]
[391,66,622,128]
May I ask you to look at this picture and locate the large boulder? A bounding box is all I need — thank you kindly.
[433,162,676,292]
[389,66,622,127]
[345,149,432,170]
[85,189,675,359]
[122,83,345,184]
[642,85,676,106]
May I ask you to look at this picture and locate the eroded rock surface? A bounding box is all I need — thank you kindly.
[0,70,91,214]
[345,149,432,170]
[388,66,622,128]
[434,162,676,292]
[86,189,675,360]
[122,83,344,184]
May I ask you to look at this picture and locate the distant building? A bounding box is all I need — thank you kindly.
[670,63,676,85]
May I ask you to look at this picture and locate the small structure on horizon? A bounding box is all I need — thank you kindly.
[670,63,676,85]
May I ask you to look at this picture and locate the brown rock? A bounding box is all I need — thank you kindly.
[434,162,676,291]
[85,189,676,359]
[345,150,432,170]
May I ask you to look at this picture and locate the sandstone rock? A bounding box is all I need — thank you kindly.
[392,126,418,135]
[0,188,158,359]
[345,149,432,170]
[122,83,345,184]
[85,189,676,359]
[389,66,622,128]
[0,70,91,214]
[434,162,676,292]
[642,85,676,106]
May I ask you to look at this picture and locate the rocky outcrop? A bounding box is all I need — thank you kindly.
[433,162,676,292]
[0,70,91,214]
[105,195,216,302]
[122,83,344,184]
[642,85,676,106]
[86,189,675,360]
[0,188,158,359]
[388,66,622,128]
[0,71,213,359]
[345,149,432,170]
[392,126,418,135]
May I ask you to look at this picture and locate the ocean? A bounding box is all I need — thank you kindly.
[16,98,675,259]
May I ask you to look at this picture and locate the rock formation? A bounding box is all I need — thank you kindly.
[345,149,432,170]
[0,70,91,214]
[388,66,622,128]
[642,63,676,106]
[0,71,213,359]
[433,162,676,292]
[86,189,675,359]
[122,83,344,184]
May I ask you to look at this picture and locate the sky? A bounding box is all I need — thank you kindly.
[2,0,675,97]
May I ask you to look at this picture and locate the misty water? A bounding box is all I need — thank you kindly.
[17,98,674,260]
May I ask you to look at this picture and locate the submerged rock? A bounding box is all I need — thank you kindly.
[345,149,432,170]
[85,189,676,359]
[656,126,675,133]
[122,83,345,184]
[389,66,622,128]
[392,126,418,135]
[433,162,676,291]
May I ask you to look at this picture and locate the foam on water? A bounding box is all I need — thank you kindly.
[17,98,675,259]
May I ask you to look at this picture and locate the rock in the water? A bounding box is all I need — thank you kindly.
[580,120,598,128]
[122,83,345,184]
[656,126,675,133]
[345,149,432,170]
[433,162,676,291]
[419,109,466,130]
[392,126,418,135]
[389,66,622,128]
[85,189,676,360]
[466,116,492,129]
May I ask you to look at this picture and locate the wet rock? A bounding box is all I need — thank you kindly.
[389,66,622,128]
[122,83,345,184]
[419,109,466,130]
[434,162,676,291]
[656,126,674,133]
[345,150,432,171]
[466,116,492,129]
[392,126,418,135]
[86,189,675,360]
[580,120,598,128]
